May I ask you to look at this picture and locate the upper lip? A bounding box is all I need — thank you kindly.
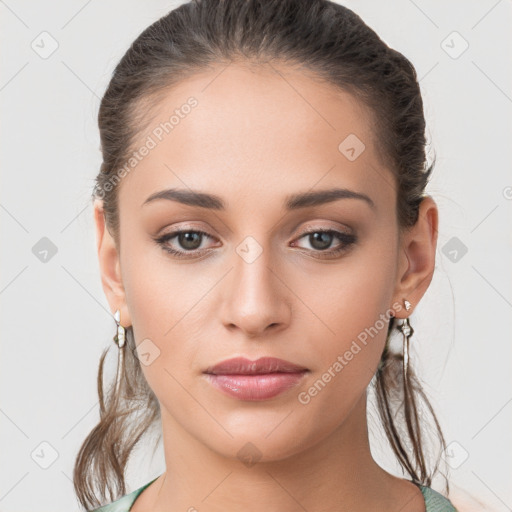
[204,357,308,375]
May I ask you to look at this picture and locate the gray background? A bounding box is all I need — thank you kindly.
[1,0,511,510]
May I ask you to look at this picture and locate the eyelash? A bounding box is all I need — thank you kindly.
[154,227,357,260]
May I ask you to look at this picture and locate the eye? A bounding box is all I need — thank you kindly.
[154,227,357,260]
[154,229,217,259]
[291,228,357,259]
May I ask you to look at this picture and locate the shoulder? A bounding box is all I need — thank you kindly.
[89,479,461,512]
[418,485,458,512]
[88,477,158,512]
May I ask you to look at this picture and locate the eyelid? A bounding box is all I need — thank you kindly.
[155,221,357,261]
[296,221,354,236]
[157,220,353,242]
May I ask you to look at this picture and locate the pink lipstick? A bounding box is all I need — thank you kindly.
[203,356,309,401]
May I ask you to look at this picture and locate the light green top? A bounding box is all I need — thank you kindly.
[90,476,458,511]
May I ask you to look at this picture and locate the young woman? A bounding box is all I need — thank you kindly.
[74,1,461,510]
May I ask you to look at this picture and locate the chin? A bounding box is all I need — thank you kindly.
[197,423,320,466]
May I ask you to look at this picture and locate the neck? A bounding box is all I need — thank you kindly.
[142,393,424,512]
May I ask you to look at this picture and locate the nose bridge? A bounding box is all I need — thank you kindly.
[220,231,290,335]
[235,234,274,297]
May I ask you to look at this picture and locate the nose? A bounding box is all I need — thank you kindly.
[219,246,292,339]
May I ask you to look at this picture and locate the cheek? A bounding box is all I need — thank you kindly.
[293,275,394,442]
[121,226,192,331]
[119,238,216,394]
[301,245,397,393]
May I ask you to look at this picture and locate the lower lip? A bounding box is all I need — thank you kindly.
[204,372,308,401]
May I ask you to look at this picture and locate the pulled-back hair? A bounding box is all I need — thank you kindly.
[74,0,448,509]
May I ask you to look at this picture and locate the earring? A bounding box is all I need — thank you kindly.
[396,300,414,382]
[113,309,126,397]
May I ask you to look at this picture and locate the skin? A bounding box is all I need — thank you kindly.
[94,61,438,512]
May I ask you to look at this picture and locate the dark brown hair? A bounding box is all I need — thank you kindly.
[74,0,449,509]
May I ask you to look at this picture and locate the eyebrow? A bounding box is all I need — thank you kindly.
[142,187,375,211]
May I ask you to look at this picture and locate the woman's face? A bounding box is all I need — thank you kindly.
[97,62,415,462]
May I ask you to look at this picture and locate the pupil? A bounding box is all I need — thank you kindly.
[176,231,335,252]
[310,232,332,250]
[180,232,201,250]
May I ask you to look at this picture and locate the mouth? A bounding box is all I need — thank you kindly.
[203,356,309,375]
[203,357,309,401]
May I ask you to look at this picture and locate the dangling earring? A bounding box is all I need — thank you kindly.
[397,299,414,383]
[113,309,126,397]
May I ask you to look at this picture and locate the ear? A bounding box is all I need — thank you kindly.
[391,195,438,319]
[93,199,132,327]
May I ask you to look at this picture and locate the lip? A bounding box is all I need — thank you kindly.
[203,357,309,401]
[203,356,308,375]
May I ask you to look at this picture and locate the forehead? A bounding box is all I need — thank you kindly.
[118,61,394,214]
